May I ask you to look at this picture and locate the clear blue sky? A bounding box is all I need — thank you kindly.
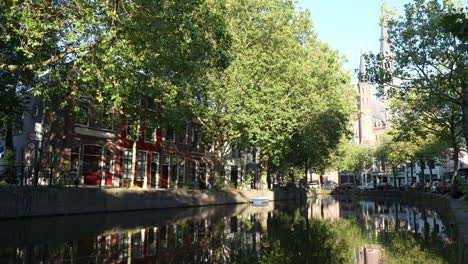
[296,0,410,83]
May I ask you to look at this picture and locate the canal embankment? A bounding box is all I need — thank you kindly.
[0,187,314,219]
[1,187,466,263]
[327,190,468,264]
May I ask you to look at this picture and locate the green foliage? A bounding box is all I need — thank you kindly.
[460,179,468,201]
[366,0,467,149]
[237,217,254,231]
[5,149,15,169]
[259,240,291,264]
[2,0,227,139]
[178,181,193,190]
[332,140,374,176]
[238,173,253,189]
[214,182,225,190]
[379,231,455,264]
[189,0,353,187]
[261,211,370,264]
[2,0,355,186]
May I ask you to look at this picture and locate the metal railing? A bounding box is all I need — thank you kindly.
[0,165,119,188]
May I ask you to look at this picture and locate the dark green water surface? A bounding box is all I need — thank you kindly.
[0,197,457,263]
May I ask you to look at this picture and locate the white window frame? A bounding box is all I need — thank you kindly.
[123,149,133,179]
[136,151,147,181]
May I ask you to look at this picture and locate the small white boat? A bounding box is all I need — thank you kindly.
[250,197,270,203]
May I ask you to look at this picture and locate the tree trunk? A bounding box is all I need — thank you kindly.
[404,163,408,184]
[462,90,468,153]
[213,136,223,188]
[419,159,425,185]
[289,168,295,184]
[259,154,269,190]
[410,161,414,183]
[267,165,272,189]
[451,144,460,184]
[4,119,15,181]
[130,140,137,186]
[429,164,433,184]
[304,160,309,182]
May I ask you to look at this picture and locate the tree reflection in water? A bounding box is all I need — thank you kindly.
[0,199,457,264]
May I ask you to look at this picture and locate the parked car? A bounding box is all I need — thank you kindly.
[322,182,337,190]
[458,168,468,180]
[443,172,453,183]
[357,183,375,190]
[399,182,412,191]
[376,183,393,190]
[298,179,308,189]
[336,183,356,191]
[308,181,321,189]
[411,182,424,191]
[431,181,448,193]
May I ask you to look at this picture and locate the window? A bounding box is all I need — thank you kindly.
[171,156,178,184]
[190,162,197,182]
[164,128,175,143]
[82,145,101,174]
[191,127,196,143]
[178,126,188,144]
[104,150,113,170]
[192,127,206,152]
[70,146,81,172]
[123,149,133,179]
[125,117,139,141]
[77,108,114,131]
[33,105,39,117]
[136,151,147,181]
[145,127,156,143]
[132,231,143,258]
[118,233,129,261]
[178,157,185,183]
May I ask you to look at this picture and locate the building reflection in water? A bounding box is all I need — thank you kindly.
[308,198,447,241]
[2,199,452,264]
[307,198,450,264]
[355,245,384,264]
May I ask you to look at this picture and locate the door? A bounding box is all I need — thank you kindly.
[199,163,206,189]
[160,155,169,188]
[231,166,238,188]
[150,152,159,188]
[103,149,113,185]
[82,145,102,185]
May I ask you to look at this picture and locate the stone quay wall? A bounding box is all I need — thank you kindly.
[0,187,313,219]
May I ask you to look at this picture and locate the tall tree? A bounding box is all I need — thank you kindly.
[0,1,38,180]
[191,0,354,189]
[366,0,466,148]
[1,0,226,128]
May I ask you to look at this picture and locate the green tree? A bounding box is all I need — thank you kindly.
[0,1,39,181]
[191,0,353,189]
[366,0,466,154]
[1,0,226,128]
[1,0,228,184]
[386,87,463,183]
[333,141,374,184]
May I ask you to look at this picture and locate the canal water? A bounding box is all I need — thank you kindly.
[0,197,457,263]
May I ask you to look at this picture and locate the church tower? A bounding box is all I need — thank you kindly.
[378,19,395,99]
[357,52,375,145]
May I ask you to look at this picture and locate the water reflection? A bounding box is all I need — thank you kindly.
[0,199,456,264]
